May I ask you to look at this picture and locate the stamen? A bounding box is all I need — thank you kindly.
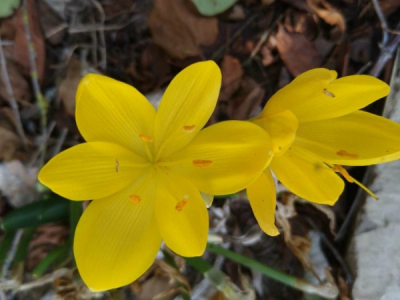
[332,165,353,182]
[183,125,196,132]
[336,150,358,158]
[323,88,335,98]
[332,165,379,200]
[175,195,189,212]
[115,159,119,173]
[129,195,141,204]
[193,160,213,168]
[139,133,153,142]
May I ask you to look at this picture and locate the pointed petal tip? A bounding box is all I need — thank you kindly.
[262,225,280,237]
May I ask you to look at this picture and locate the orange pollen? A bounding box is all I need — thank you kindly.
[193,160,213,168]
[175,198,189,212]
[336,150,359,158]
[332,165,354,183]
[129,195,141,204]
[323,88,335,98]
[183,125,196,132]
[139,133,153,142]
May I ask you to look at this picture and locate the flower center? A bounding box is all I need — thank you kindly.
[252,110,299,157]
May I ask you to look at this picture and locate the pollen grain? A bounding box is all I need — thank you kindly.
[175,196,189,212]
[193,160,213,168]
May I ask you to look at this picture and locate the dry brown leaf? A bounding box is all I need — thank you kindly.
[148,0,218,59]
[12,0,46,83]
[0,58,31,106]
[58,58,85,116]
[27,223,69,271]
[0,128,21,161]
[306,0,346,35]
[275,24,323,76]
[220,55,243,101]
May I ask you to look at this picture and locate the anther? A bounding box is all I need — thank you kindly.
[139,133,153,142]
[323,88,335,98]
[332,165,353,182]
[175,195,189,212]
[129,195,141,204]
[336,150,358,158]
[183,125,196,132]
[193,160,213,168]
[332,165,379,200]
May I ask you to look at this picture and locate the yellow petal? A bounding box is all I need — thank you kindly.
[76,74,156,158]
[155,171,208,257]
[253,110,298,156]
[296,110,400,165]
[154,61,221,159]
[165,121,273,195]
[38,142,149,200]
[263,68,389,121]
[74,174,161,291]
[270,146,344,205]
[246,169,279,236]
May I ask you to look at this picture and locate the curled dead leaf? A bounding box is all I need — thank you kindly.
[148,0,218,59]
[306,0,346,36]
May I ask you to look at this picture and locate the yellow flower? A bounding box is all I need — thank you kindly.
[38,61,273,291]
[247,68,400,236]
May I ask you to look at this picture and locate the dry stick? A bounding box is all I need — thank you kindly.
[22,0,47,133]
[370,28,400,76]
[1,230,24,280]
[0,38,27,149]
[371,0,389,47]
[89,0,107,70]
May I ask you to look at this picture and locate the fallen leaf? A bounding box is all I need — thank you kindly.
[0,127,21,161]
[275,24,323,76]
[148,0,218,59]
[306,0,346,36]
[12,0,46,83]
[0,57,31,105]
[220,55,243,101]
[191,0,237,17]
[0,0,20,18]
[58,58,85,116]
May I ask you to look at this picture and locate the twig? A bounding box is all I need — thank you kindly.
[0,37,27,149]
[52,128,68,157]
[371,0,389,46]
[1,230,24,280]
[22,0,47,133]
[89,0,107,70]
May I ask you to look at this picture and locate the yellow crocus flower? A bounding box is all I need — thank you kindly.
[38,61,273,291]
[247,68,400,236]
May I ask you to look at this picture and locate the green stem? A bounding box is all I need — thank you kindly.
[162,250,191,300]
[207,243,338,298]
[185,256,252,300]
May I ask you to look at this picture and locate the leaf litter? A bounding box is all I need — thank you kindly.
[0,0,399,299]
